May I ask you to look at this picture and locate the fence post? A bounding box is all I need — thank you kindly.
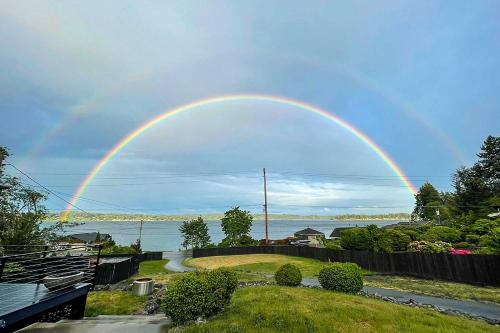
[0,257,5,282]
[92,245,102,289]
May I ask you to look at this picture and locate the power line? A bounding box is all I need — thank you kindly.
[7,163,92,215]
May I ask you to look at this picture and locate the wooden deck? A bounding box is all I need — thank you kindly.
[0,283,91,333]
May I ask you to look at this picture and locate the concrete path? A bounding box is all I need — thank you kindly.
[18,315,171,333]
[163,251,195,272]
[301,278,500,321]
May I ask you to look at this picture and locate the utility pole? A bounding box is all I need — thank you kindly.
[263,168,269,244]
[435,208,441,225]
[138,220,144,248]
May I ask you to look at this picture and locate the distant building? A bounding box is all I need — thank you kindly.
[294,228,325,246]
[65,232,111,245]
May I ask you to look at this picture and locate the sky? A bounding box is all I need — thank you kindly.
[0,1,499,216]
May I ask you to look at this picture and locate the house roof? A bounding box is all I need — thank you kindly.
[67,232,110,243]
[329,227,354,238]
[294,228,324,236]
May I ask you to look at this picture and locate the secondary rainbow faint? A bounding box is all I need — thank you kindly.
[61,94,418,221]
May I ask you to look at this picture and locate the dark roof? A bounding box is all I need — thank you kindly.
[67,232,110,243]
[329,227,354,238]
[294,228,324,236]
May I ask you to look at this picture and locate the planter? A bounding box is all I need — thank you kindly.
[43,271,84,291]
[132,278,154,296]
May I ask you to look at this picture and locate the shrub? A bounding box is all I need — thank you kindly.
[275,264,302,286]
[467,218,500,235]
[408,240,452,253]
[452,242,470,249]
[325,239,343,250]
[163,268,238,325]
[386,229,411,251]
[207,268,238,303]
[340,227,371,250]
[422,226,461,243]
[340,225,391,252]
[318,263,363,293]
[465,234,481,244]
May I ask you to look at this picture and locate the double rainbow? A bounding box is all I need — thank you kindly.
[62,94,417,221]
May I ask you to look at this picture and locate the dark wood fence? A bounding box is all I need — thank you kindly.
[95,251,163,285]
[193,246,500,286]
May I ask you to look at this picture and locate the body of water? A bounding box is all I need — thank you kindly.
[52,220,397,251]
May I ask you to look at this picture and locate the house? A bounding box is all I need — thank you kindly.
[294,228,325,246]
[65,232,111,245]
[488,211,500,219]
[329,227,354,239]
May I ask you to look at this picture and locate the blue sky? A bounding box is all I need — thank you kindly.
[1,1,499,215]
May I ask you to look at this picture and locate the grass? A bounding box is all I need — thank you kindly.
[180,286,500,333]
[86,259,176,317]
[185,254,327,277]
[364,275,500,305]
[85,290,147,317]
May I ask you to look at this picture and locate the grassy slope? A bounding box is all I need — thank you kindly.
[186,254,326,277]
[181,286,499,333]
[364,275,500,305]
[85,291,146,317]
[86,259,175,316]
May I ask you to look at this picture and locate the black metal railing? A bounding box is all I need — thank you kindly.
[0,244,101,294]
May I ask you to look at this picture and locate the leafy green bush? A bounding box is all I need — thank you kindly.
[318,263,363,293]
[465,234,481,244]
[453,242,470,249]
[207,268,238,303]
[275,264,302,286]
[340,225,391,252]
[479,227,500,254]
[467,219,500,235]
[386,229,412,251]
[325,239,343,250]
[340,227,370,250]
[408,240,452,253]
[163,268,238,325]
[422,226,461,243]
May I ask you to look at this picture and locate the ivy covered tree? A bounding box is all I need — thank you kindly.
[179,216,211,250]
[0,147,60,246]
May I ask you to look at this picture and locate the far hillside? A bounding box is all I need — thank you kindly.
[45,212,410,222]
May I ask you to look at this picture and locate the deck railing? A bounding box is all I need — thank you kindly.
[0,244,101,292]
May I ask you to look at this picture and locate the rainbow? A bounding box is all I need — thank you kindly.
[62,94,417,221]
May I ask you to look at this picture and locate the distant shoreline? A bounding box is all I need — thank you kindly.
[45,212,410,223]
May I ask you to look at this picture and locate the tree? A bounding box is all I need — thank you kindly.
[475,135,500,194]
[0,147,60,245]
[451,136,500,219]
[412,182,442,221]
[220,206,253,247]
[179,216,211,249]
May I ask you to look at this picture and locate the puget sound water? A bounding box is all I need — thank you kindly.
[51,220,396,251]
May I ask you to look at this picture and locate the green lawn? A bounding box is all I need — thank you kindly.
[87,259,175,317]
[85,290,146,317]
[364,275,500,305]
[185,254,327,277]
[180,286,500,333]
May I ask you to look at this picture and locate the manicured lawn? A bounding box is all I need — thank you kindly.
[85,290,146,317]
[185,254,327,277]
[127,259,181,284]
[364,275,500,305]
[180,286,500,333]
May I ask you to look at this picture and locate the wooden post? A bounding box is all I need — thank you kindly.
[263,168,269,244]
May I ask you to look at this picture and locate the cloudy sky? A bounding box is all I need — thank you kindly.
[1,1,499,216]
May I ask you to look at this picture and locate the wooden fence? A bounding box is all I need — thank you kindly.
[193,246,500,286]
[95,251,163,285]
